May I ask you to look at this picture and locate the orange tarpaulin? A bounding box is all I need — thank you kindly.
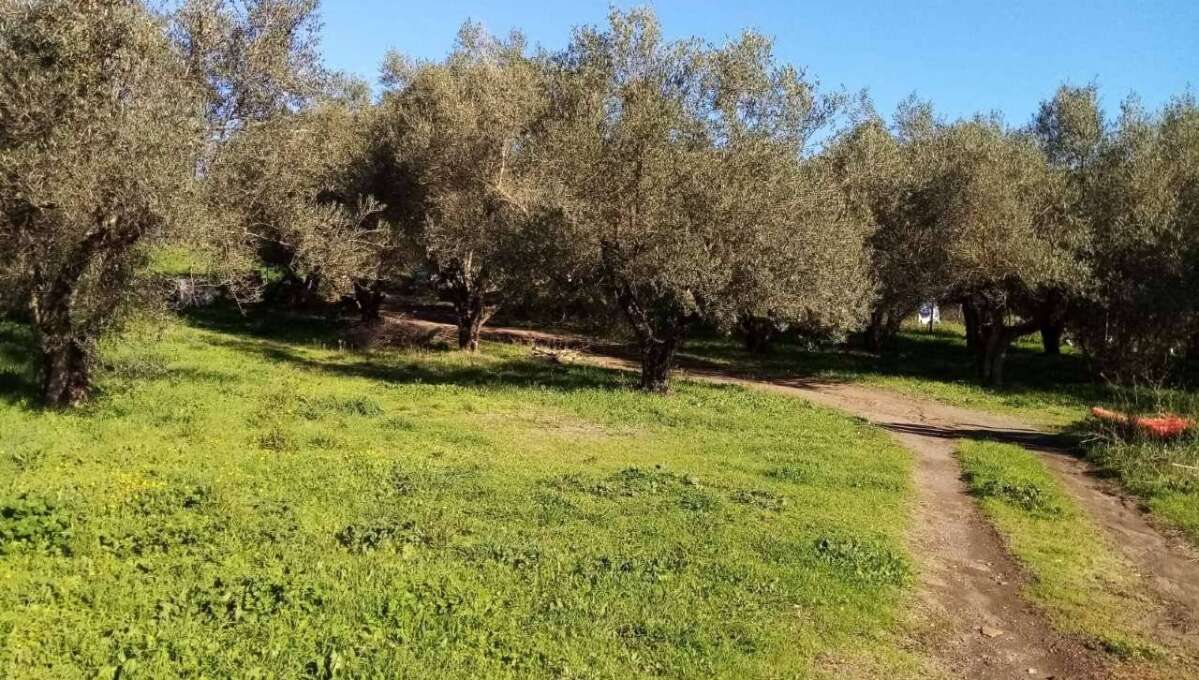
[1091,407,1196,440]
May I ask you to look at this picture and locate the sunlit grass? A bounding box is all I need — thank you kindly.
[0,314,922,678]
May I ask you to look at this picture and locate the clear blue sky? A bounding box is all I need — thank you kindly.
[320,1,1197,123]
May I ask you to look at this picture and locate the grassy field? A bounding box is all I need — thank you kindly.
[0,312,921,678]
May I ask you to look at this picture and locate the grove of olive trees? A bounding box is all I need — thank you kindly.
[2,1,1197,405]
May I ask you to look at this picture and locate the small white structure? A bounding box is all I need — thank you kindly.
[917,302,940,326]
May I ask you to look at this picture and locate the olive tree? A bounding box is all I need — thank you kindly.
[932,119,1082,385]
[376,24,549,351]
[543,10,871,392]
[207,94,395,317]
[1029,84,1105,354]
[0,0,205,407]
[1076,96,1199,382]
[0,0,332,408]
[826,99,948,353]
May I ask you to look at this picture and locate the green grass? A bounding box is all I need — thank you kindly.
[681,322,1106,427]
[1060,387,1199,546]
[956,440,1168,663]
[0,312,923,678]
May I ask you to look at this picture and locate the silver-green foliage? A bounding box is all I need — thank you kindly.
[377,23,550,350]
[0,0,204,406]
[541,9,872,390]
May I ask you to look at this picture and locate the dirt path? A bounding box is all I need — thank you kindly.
[696,374,1199,677]
[761,381,1199,644]
[376,314,1199,677]
[663,371,1110,679]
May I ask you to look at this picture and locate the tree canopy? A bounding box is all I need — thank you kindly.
[539,9,871,391]
[2,1,1198,406]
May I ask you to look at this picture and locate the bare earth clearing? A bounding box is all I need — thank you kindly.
[380,313,1199,679]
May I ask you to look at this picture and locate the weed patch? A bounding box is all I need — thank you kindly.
[0,495,72,556]
[967,477,1063,517]
[335,519,431,554]
[730,488,787,512]
[813,536,909,587]
[297,394,385,419]
[188,575,327,627]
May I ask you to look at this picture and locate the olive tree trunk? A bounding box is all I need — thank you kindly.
[28,225,137,408]
[454,293,492,352]
[638,333,681,393]
[40,336,92,408]
[739,316,775,354]
[615,285,690,394]
[1040,320,1064,356]
[33,282,97,408]
[962,300,982,355]
[352,281,386,323]
[863,306,908,354]
[973,302,1040,387]
[436,260,496,353]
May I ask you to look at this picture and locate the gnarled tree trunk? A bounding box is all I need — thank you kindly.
[454,291,492,352]
[352,281,386,323]
[863,306,908,354]
[28,223,137,408]
[614,282,689,394]
[436,257,495,353]
[739,316,775,354]
[638,332,681,393]
[971,300,1040,387]
[40,336,92,408]
[33,272,92,407]
[1040,320,1064,356]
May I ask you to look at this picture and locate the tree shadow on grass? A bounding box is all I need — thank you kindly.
[680,326,1111,408]
[180,304,349,347]
[181,303,642,394]
[0,321,38,407]
[208,334,632,394]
